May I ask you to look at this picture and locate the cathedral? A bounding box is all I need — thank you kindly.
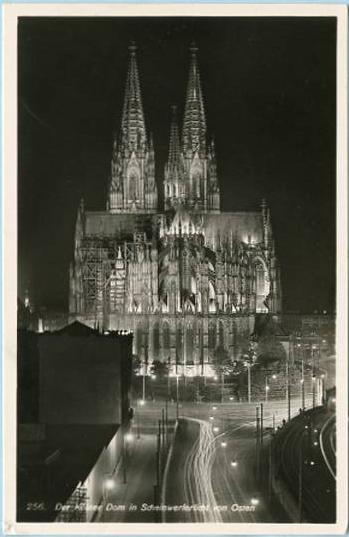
[69,42,282,376]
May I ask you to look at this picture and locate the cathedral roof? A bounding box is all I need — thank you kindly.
[167,204,203,236]
[83,211,157,239]
[82,210,263,245]
[202,212,263,246]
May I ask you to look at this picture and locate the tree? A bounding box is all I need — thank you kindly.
[256,335,286,365]
[132,354,142,376]
[149,359,169,379]
[211,345,237,376]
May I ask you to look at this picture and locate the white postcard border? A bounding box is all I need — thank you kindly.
[3,3,348,534]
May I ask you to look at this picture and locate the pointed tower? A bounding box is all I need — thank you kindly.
[175,42,220,212]
[182,42,206,154]
[69,198,85,314]
[164,105,185,210]
[207,138,220,212]
[108,42,158,213]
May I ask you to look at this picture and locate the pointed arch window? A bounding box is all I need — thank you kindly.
[219,321,225,347]
[128,172,138,201]
[255,258,269,313]
[136,324,143,355]
[152,322,160,358]
[176,326,183,364]
[163,322,170,352]
[192,171,201,197]
[208,322,216,349]
[186,325,194,364]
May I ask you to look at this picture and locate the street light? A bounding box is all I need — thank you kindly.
[176,374,180,419]
[125,432,134,442]
[312,374,316,409]
[230,460,238,468]
[105,478,114,490]
[301,360,305,410]
[250,498,259,506]
[247,363,252,403]
[103,474,115,501]
[136,399,145,439]
[142,361,146,401]
[265,375,270,402]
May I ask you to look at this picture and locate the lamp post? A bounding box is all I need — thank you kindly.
[122,430,127,484]
[142,361,146,402]
[320,373,326,406]
[167,356,171,400]
[137,399,145,439]
[103,474,115,502]
[260,402,264,447]
[311,344,317,409]
[247,364,252,403]
[286,354,291,422]
[298,429,308,522]
[312,373,316,409]
[255,405,260,481]
[176,374,179,419]
[123,431,134,484]
[265,374,269,403]
[301,359,305,410]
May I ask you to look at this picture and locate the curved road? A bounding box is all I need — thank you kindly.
[275,408,336,523]
[163,400,300,522]
[320,413,336,480]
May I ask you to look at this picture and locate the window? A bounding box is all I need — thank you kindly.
[153,323,160,358]
[163,322,170,351]
[208,322,216,349]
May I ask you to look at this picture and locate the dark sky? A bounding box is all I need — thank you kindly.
[18,16,336,313]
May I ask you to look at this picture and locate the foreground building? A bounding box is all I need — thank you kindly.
[69,42,282,376]
[17,323,133,522]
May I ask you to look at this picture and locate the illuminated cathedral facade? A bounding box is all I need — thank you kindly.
[69,43,282,376]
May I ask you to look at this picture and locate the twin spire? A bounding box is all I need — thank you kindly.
[120,40,207,156]
[168,105,181,170]
[121,41,147,149]
[182,42,207,153]
[109,41,218,213]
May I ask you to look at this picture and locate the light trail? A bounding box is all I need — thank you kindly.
[182,416,259,522]
[319,413,336,480]
[183,418,222,522]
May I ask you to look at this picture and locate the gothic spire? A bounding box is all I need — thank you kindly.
[121,42,147,149]
[168,105,181,169]
[182,42,206,153]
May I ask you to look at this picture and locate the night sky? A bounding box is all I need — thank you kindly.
[18,17,336,314]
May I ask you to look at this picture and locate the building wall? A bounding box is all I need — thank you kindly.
[68,45,282,373]
[83,427,123,521]
[73,312,255,376]
[38,334,129,424]
[54,426,124,523]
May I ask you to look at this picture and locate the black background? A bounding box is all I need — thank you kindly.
[18,17,336,313]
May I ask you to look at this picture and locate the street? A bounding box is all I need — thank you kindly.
[162,398,306,522]
[94,395,335,523]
